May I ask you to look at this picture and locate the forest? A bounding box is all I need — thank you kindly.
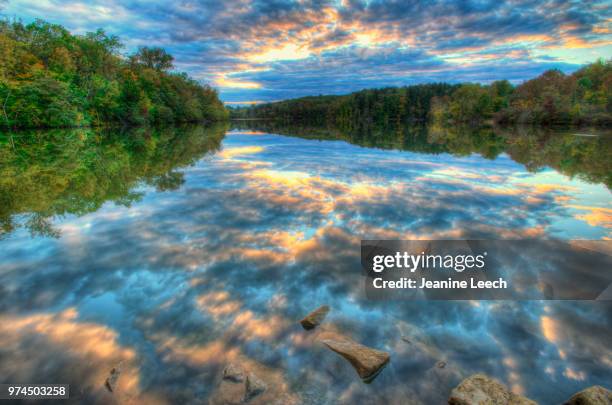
[230,83,458,129]
[231,59,611,127]
[0,19,228,129]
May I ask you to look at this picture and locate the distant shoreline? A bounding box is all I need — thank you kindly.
[229,59,611,128]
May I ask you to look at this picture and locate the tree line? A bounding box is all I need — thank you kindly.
[0,19,228,129]
[231,59,611,127]
[230,83,457,128]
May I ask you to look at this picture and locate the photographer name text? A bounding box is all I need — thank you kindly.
[370,251,508,290]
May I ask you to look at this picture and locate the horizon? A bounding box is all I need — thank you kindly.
[2,1,611,104]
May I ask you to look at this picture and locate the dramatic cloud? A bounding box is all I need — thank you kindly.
[3,1,612,103]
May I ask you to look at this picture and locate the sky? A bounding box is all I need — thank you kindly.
[2,0,611,104]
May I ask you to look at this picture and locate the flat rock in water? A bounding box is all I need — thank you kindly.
[448,374,536,405]
[244,372,267,402]
[321,337,389,383]
[104,363,122,393]
[209,380,244,405]
[300,305,330,330]
[223,363,245,383]
[564,385,612,405]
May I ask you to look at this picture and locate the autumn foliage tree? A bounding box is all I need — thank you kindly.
[0,18,228,129]
[433,59,611,126]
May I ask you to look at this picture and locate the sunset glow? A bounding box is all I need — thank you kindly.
[4,0,610,103]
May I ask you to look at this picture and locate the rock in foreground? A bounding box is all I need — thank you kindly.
[104,363,122,393]
[448,374,536,405]
[564,385,612,405]
[223,363,245,383]
[300,305,330,330]
[321,337,389,383]
[244,373,267,402]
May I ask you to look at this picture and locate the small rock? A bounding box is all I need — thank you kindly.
[223,363,245,383]
[300,305,330,330]
[449,374,536,405]
[321,337,390,383]
[564,385,612,405]
[104,363,123,393]
[436,361,447,369]
[210,381,244,405]
[244,372,267,402]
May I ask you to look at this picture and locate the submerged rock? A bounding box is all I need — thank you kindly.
[300,305,330,330]
[564,385,612,405]
[448,374,536,405]
[436,361,447,369]
[401,336,412,344]
[104,363,122,393]
[321,337,390,383]
[223,363,245,383]
[244,372,267,402]
[210,380,244,405]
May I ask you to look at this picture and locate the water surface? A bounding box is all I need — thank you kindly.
[0,124,611,404]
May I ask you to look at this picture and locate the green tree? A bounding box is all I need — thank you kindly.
[132,46,174,71]
[0,19,227,129]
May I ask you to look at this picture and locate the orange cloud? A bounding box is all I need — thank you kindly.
[0,309,164,404]
[215,75,262,89]
[568,205,612,228]
[197,291,242,318]
[541,315,559,343]
[218,145,265,159]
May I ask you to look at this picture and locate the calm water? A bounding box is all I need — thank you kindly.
[0,124,611,404]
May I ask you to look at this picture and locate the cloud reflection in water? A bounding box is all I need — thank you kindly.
[0,128,611,404]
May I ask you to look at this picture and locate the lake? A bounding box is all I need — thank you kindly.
[0,123,611,404]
